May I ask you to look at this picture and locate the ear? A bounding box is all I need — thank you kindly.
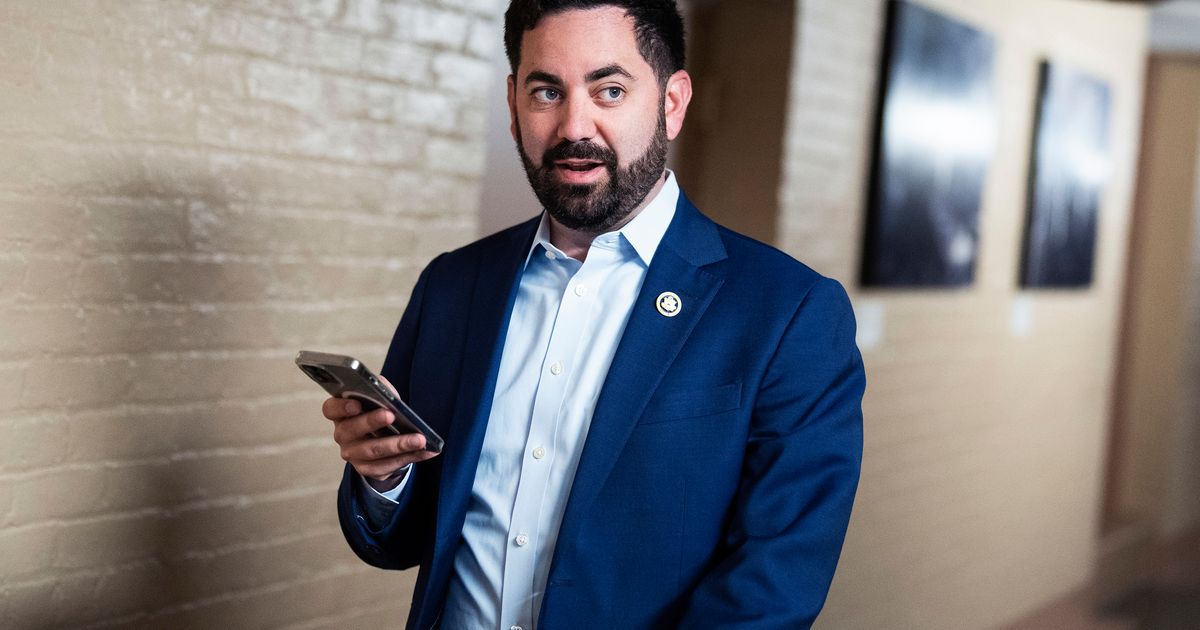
[663,69,693,141]
[507,74,518,142]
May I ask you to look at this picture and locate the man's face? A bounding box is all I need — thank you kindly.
[508,7,687,234]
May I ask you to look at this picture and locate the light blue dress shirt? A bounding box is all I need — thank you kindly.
[360,173,680,630]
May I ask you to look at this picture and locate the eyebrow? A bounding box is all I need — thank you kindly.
[523,70,563,87]
[585,64,635,83]
[522,65,636,87]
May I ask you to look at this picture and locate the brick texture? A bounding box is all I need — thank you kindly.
[0,0,500,627]
[776,1,1150,629]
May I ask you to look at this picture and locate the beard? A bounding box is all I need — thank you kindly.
[515,112,668,234]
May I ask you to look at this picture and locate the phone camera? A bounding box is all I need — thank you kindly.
[301,365,340,385]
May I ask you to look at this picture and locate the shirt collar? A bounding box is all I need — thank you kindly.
[524,170,680,268]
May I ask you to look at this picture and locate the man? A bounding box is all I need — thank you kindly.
[323,1,865,628]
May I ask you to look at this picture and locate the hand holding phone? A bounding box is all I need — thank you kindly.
[298,351,443,485]
[322,390,437,488]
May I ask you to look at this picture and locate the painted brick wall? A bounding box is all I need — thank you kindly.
[776,1,1149,628]
[0,0,502,627]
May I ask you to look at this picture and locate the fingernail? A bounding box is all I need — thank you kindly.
[346,401,360,415]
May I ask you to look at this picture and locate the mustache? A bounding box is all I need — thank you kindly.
[542,140,617,168]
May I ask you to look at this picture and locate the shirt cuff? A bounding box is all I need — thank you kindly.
[359,464,412,503]
[356,465,412,529]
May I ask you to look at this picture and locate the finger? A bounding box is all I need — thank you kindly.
[345,429,424,458]
[333,409,394,445]
[354,448,440,481]
[342,432,426,463]
[395,432,426,452]
[332,409,394,445]
[322,397,361,420]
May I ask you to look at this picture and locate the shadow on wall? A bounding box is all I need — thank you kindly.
[1,158,399,627]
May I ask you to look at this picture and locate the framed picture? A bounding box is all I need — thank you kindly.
[1019,61,1112,288]
[861,1,997,288]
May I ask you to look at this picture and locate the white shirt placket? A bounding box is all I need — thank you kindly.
[498,253,601,630]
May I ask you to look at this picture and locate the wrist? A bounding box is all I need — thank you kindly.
[364,464,410,493]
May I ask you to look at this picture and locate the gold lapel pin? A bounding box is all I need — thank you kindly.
[656,291,682,318]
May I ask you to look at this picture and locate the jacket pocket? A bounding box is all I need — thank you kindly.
[639,382,742,425]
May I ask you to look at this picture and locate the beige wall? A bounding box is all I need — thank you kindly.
[1121,55,1200,539]
[775,1,1148,628]
[0,0,500,627]
[1173,99,1200,535]
[672,0,794,244]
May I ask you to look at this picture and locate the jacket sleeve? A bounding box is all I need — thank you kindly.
[336,256,441,571]
[677,277,865,628]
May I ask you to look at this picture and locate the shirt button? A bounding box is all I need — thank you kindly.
[549,362,563,376]
[511,626,523,630]
[573,284,588,297]
[532,446,546,460]
[515,533,529,547]
[545,250,556,260]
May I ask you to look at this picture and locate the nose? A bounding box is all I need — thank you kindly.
[557,93,597,143]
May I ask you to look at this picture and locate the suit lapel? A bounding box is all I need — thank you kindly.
[432,218,539,551]
[420,217,541,628]
[552,195,728,567]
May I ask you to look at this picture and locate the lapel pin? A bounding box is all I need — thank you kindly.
[656,291,682,318]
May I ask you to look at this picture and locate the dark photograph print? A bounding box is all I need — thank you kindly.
[1020,61,1112,288]
[861,1,997,288]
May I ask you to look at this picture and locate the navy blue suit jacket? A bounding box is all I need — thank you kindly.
[337,193,865,629]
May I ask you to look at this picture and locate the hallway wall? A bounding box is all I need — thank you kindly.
[0,1,501,627]
[773,1,1149,628]
[1176,124,1200,535]
[1147,56,1200,539]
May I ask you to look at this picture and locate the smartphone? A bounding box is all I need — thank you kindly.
[295,350,443,454]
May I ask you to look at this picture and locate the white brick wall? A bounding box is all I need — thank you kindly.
[0,0,502,627]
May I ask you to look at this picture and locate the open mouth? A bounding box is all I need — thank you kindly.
[555,159,605,172]
[551,159,607,185]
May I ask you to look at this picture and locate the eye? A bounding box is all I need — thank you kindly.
[597,86,625,103]
[532,87,562,103]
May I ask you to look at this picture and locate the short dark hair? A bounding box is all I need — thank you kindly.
[504,0,686,86]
